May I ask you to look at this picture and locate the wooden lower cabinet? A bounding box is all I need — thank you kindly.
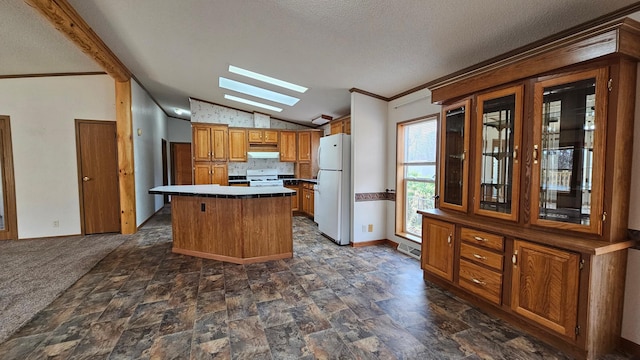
[511,240,579,340]
[421,218,455,281]
[193,162,228,185]
[285,185,299,211]
[419,213,631,359]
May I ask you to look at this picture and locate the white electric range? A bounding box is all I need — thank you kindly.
[246,169,284,187]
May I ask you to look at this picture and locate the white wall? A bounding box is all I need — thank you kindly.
[131,80,168,226]
[385,89,441,247]
[0,75,115,239]
[168,117,191,143]
[351,92,388,243]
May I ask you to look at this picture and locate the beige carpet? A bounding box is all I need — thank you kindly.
[0,232,128,343]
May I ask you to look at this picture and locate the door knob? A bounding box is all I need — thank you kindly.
[82,176,91,182]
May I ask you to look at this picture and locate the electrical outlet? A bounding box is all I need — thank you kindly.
[368,224,373,232]
[53,220,59,228]
[361,225,366,232]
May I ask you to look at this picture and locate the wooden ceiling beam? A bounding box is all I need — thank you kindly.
[23,0,131,82]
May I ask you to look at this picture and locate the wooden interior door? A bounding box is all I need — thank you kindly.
[511,239,580,339]
[171,142,192,185]
[0,116,18,240]
[76,120,120,234]
[421,218,455,281]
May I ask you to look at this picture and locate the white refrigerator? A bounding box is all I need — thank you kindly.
[317,133,351,245]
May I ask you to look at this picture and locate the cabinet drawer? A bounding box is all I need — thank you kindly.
[459,259,502,305]
[460,243,503,271]
[460,227,504,251]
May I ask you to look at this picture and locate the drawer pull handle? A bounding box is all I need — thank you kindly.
[473,236,488,242]
[473,253,486,261]
[471,278,486,286]
[447,233,452,246]
[512,250,518,266]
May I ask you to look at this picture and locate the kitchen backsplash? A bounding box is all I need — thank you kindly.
[228,159,294,176]
[190,99,309,130]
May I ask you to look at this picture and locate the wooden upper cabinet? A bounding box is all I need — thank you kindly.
[298,131,311,162]
[280,131,297,162]
[330,121,343,135]
[248,129,279,144]
[193,126,212,162]
[511,240,579,339]
[330,116,351,135]
[473,85,523,222]
[229,129,247,162]
[439,99,471,212]
[192,124,228,162]
[530,68,608,235]
[421,218,455,281]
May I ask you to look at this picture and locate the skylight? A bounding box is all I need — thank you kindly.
[228,65,308,93]
[224,94,283,112]
[219,77,299,106]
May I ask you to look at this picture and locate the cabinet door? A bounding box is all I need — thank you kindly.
[474,85,523,221]
[193,126,212,161]
[421,218,455,281]
[229,129,247,162]
[248,130,263,143]
[285,185,299,211]
[298,132,311,161]
[531,68,608,234]
[330,121,343,135]
[309,188,314,216]
[299,162,311,179]
[264,130,279,144]
[211,163,228,185]
[511,240,579,339]
[193,163,211,185]
[280,131,297,162]
[211,126,228,161]
[439,99,470,212]
[344,118,351,135]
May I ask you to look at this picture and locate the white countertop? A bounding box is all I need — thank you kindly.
[149,185,295,197]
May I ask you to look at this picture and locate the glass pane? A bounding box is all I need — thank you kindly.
[443,106,466,205]
[405,180,435,236]
[479,94,516,214]
[405,165,436,181]
[405,119,438,162]
[539,78,595,225]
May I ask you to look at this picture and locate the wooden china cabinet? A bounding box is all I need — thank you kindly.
[419,18,640,359]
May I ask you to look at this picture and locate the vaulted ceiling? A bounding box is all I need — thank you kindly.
[2,0,640,123]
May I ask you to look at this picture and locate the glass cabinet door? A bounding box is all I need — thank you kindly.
[531,68,608,234]
[474,85,523,221]
[439,99,470,211]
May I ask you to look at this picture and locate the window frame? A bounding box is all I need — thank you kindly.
[395,114,440,242]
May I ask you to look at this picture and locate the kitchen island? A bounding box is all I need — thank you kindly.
[149,185,295,264]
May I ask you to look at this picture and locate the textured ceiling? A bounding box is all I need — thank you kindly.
[2,0,640,123]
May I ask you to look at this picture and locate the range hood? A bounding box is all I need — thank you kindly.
[247,151,280,159]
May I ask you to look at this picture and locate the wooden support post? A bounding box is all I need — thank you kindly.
[116,80,136,234]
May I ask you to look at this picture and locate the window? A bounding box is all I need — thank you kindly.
[396,116,439,240]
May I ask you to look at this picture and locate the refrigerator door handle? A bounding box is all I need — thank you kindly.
[316,170,321,194]
[317,146,322,169]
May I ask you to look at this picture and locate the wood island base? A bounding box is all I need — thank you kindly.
[170,194,293,264]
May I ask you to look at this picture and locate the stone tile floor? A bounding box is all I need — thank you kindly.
[0,208,633,359]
